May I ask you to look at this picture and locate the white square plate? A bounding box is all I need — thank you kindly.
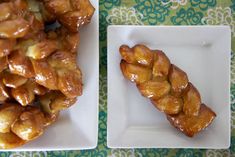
[7,0,99,151]
[107,26,231,149]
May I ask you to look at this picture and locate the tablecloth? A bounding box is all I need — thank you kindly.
[2,0,235,156]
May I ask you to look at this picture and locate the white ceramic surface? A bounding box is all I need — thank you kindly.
[5,0,99,151]
[107,26,231,149]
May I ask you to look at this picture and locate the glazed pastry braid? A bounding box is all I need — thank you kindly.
[119,44,216,137]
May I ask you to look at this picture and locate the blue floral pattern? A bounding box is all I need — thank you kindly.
[231,0,235,11]
[135,148,170,156]
[190,0,216,11]
[134,0,171,25]
[231,136,235,154]
[176,149,204,157]
[98,111,107,146]
[99,11,108,41]
[171,8,203,25]
[99,0,121,10]
[231,84,235,111]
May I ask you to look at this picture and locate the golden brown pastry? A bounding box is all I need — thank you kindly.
[11,81,35,106]
[54,28,80,53]
[0,57,8,73]
[0,132,25,149]
[0,3,13,22]
[48,50,78,70]
[57,68,82,98]
[2,72,28,88]
[0,39,16,57]
[0,0,94,149]
[152,50,170,78]
[167,104,216,137]
[40,91,77,113]
[0,104,47,148]
[43,0,95,32]
[26,39,58,59]
[120,44,216,137]
[31,59,58,90]
[11,106,46,141]
[47,49,83,98]
[28,80,47,95]
[151,95,183,115]
[0,78,10,102]
[182,83,201,116]
[0,103,24,133]
[43,112,59,127]
[8,50,35,78]
[169,64,189,97]
[137,80,171,100]
[0,18,30,38]
[120,60,152,84]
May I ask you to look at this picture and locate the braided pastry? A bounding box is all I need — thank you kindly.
[120,44,216,137]
[0,0,94,149]
[43,0,95,32]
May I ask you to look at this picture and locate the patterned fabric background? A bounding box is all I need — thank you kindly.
[1,0,235,156]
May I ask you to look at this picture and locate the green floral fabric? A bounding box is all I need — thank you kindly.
[2,0,235,156]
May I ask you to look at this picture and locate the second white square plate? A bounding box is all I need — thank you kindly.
[107,25,231,149]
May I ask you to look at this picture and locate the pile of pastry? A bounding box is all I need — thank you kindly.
[0,0,94,149]
[120,44,216,137]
